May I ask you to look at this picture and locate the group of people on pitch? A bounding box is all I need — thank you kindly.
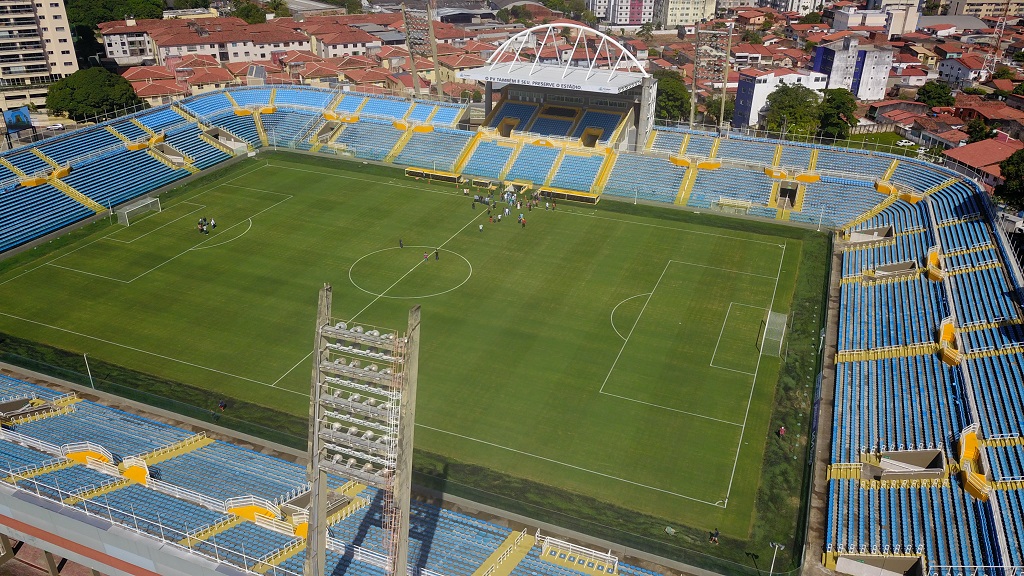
[197,217,216,235]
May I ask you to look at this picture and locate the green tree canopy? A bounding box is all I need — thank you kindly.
[995,149,1024,210]
[916,80,955,107]
[233,1,267,23]
[638,23,655,43]
[764,82,821,136]
[993,65,1016,80]
[267,0,291,17]
[817,88,857,140]
[652,69,690,122]
[1014,82,1024,95]
[966,118,993,143]
[68,0,162,29]
[742,29,763,43]
[703,94,734,125]
[798,11,822,24]
[46,67,143,121]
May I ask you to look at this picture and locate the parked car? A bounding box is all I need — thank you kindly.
[46,123,64,131]
[896,139,915,147]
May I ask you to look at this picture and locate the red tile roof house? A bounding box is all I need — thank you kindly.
[943,132,1023,188]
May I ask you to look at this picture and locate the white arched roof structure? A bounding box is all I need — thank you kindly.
[458,23,649,94]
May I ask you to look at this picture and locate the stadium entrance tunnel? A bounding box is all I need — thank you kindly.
[832,554,924,576]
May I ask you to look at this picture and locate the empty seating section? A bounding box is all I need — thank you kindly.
[950,267,1018,326]
[650,130,683,154]
[488,102,537,129]
[832,357,963,462]
[0,184,93,253]
[890,162,948,193]
[334,120,403,162]
[549,154,605,191]
[987,444,1024,481]
[15,402,190,459]
[183,93,233,118]
[815,149,891,177]
[111,119,149,141]
[961,323,1024,353]
[796,180,880,228]
[359,96,411,119]
[165,124,231,169]
[0,439,54,468]
[852,201,927,234]
[604,154,684,202]
[151,441,304,501]
[77,484,227,537]
[969,356,1024,437]
[779,144,811,169]
[505,145,560,183]
[571,110,621,141]
[688,167,773,209]
[38,129,121,166]
[684,133,715,157]
[210,113,260,146]
[431,104,464,126]
[20,465,113,499]
[994,491,1024,565]
[841,232,930,278]
[137,108,185,132]
[944,247,999,272]
[336,94,366,113]
[0,375,61,399]
[6,148,51,176]
[407,103,434,122]
[462,140,514,179]
[64,149,187,208]
[200,522,299,565]
[826,479,989,565]
[838,277,947,351]
[716,138,776,165]
[395,129,473,172]
[529,116,573,137]
[261,111,319,146]
[933,186,984,223]
[273,87,333,109]
[229,88,272,108]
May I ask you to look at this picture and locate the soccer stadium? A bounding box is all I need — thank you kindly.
[0,24,1021,576]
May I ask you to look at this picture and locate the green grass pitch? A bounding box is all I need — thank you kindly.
[0,154,805,541]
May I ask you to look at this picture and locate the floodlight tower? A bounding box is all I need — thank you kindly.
[402,1,442,99]
[304,284,420,576]
[689,23,731,128]
[982,0,1010,78]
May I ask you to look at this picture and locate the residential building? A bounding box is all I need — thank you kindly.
[734,67,827,127]
[761,0,818,17]
[947,0,1024,18]
[813,36,894,101]
[943,132,1023,186]
[901,44,938,67]
[652,0,715,27]
[0,0,78,111]
[937,54,988,86]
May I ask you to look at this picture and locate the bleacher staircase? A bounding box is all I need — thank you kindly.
[253,113,269,147]
[180,515,246,547]
[49,176,106,213]
[472,529,536,576]
[31,148,59,169]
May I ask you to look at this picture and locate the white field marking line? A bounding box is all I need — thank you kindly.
[0,310,306,396]
[189,218,252,251]
[668,259,778,279]
[105,203,207,244]
[0,163,269,289]
[126,194,292,283]
[709,302,767,369]
[44,263,129,283]
[272,350,313,387]
[599,392,743,426]
[598,260,671,395]
[709,366,757,377]
[220,183,297,197]
[558,208,785,248]
[346,210,486,323]
[609,293,651,341]
[417,424,726,507]
[722,242,787,505]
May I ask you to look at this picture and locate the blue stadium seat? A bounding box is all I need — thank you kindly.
[461,140,515,180]
[395,128,473,172]
[504,145,559,184]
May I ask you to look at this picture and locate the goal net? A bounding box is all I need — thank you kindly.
[116,197,161,226]
[762,311,788,357]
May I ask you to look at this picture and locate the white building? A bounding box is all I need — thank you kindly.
[0,0,77,110]
[595,0,656,25]
[652,0,715,27]
[812,36,894,101]
[760,0,817,17]
[938,55,988,86]
[733,67,827,127]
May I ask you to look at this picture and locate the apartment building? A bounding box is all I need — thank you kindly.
[947,0,1024,18]
[0,0,77,110]
[813,36,894,100]
[734,67,827,127]
[652,0,715,28]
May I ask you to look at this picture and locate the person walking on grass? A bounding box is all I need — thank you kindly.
[710,529,719,545]
[435,249,439,260]
[399,238,404,249]
[778,425,786,438]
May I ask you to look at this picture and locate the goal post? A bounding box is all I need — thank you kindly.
[116,197,161,226]
[762,311,787,357]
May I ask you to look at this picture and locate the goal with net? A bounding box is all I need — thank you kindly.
[116,197,161,226]
[761,311,788,357]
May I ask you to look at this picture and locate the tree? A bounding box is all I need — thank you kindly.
[1014,82,1024,96]
[817,88,857,140]
[266,0,290,16]
[46,67,142,121]
[233,1,266,23]
[798,11,822,24]
[993,66,1016,80]
[916,80,954,107]
[496,7,511,22]
[966,118,993,143]
[742,29,762,43]
[961,86,986,95]
[763,82,821,136]
[67,0,162,29]
[995,149,1024,210]
[703,95,735,125]
[580,10,597,26]
[638,23,654,43]
[346,0,362,13]
[72,24,103,67]
[652,69,690,121]
[1014,52,1024,63]
[174,0,211,8]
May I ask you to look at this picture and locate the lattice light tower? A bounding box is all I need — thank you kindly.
[401,2,442,98]
[983,10,1009,77]
[688,24,731,128]
[304,284,420,576]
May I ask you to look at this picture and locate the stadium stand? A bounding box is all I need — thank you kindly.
[231,88,273,108]
[487,101,538,130]
[332,119,404,161]
[548,153,606,191]
[570,110,622,142]
[262,111,321,147]
[603,153,684,203]
[360,95,412,120]
[394,128,473,172]
[274,87,334,110]
[461,140,515,180]
[505,144,560,184]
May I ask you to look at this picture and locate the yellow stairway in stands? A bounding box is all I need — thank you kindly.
[64,478,133,505]
[453,132,483,173]
[4,458,74,483]
[224,91,239,108]
[106,125,132,143]
[132,118,157,136]
[498,141,523,180]
[254,540,306,574]
[171,104,196,123]
[593,150,617,193]
[49,176,106,213]
[385,128,415,163]
[543,148,567,186]
[135,433,214,466]
[882,159,899,181]
[32,148,60,169]
[471,530,537,576]
[0,157,25,178]
[926,177,958,195]
[676,163,698,205]
[253,113,269,146]
[180,516,246,547]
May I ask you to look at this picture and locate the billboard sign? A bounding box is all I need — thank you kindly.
[3,106,32,133]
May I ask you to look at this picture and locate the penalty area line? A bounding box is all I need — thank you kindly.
[417,424,727,507]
